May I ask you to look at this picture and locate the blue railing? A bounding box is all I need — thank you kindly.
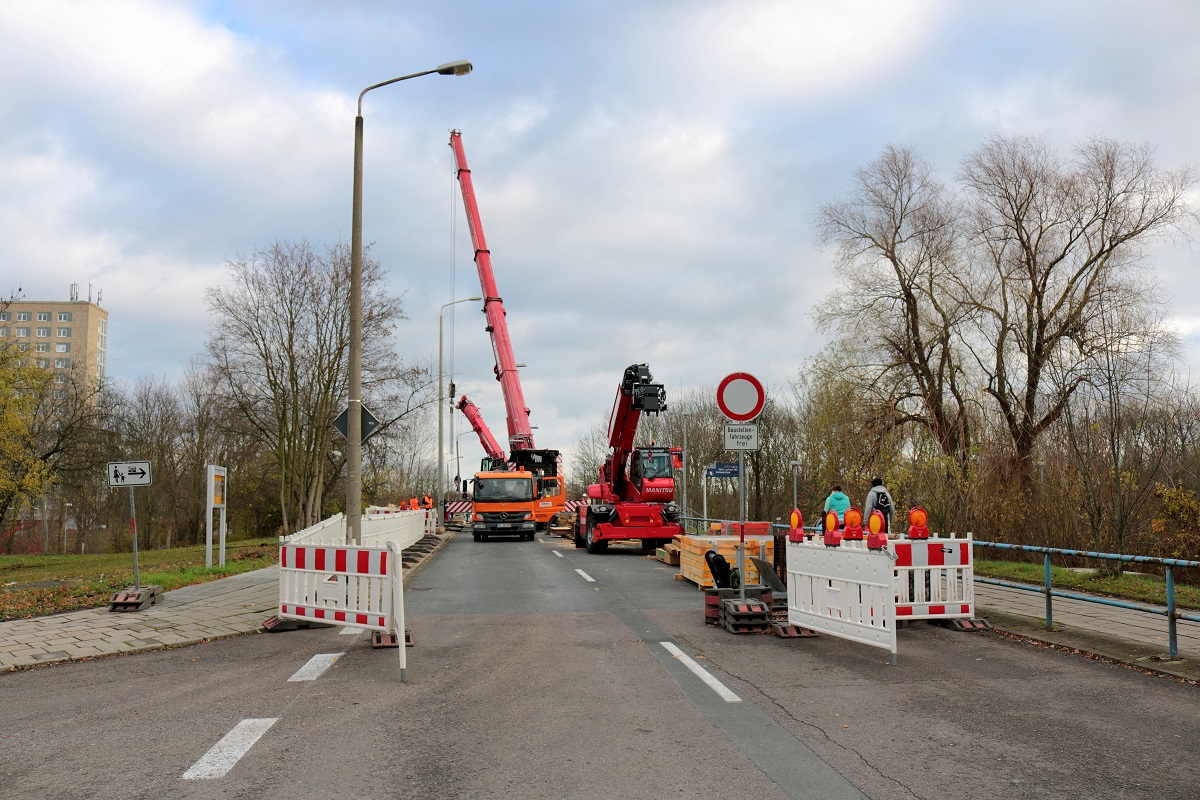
[974,541,1200,659]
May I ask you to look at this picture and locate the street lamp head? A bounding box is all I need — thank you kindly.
[437,60,473,76]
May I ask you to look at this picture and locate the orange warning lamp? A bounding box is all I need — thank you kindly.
[908,506,930,540]
[788,508,805,542]
[823,509,842,548]
[843,506,864,540]
[866,509,887,550]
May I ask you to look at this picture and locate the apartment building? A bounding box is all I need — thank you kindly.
[0,284,108,393]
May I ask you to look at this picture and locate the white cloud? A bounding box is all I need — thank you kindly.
[682,0,945,100]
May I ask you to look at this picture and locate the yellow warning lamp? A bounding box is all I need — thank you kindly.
[823,509,842,548]
[866,509,887,550]
[907,505,930,540]
[843,506,864,540]
[788,507,805,542]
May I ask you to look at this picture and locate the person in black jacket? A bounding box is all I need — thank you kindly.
[863,477,894,534]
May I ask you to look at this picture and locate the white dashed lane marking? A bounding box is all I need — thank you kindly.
[660,642,741,703]
[182,718,278,779]
[575,569,596,582]
[287,653,340,682]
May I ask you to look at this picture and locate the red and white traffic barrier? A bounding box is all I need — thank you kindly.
[277,541,408,680]
[892,535,974,620]
[785,538,898,662]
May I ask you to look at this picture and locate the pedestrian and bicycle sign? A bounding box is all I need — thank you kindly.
[707,463,740,478]
[106,460,159,611]
[108,461,152,487]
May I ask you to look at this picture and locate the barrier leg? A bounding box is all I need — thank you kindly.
[389,542,407,682]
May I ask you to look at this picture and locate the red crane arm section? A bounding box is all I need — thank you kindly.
[449,130,534,450]
[456,396,506,463]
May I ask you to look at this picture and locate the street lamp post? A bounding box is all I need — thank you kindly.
[438,296,482,521]
[456,430,476,498]
[789,459,802,512]
[681,414,690,533]
[347,59,472,544]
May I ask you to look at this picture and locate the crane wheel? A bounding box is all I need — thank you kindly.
[586,523,608,554]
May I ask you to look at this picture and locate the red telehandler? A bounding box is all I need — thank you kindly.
[575,363,683,554]
[449,130,566,538]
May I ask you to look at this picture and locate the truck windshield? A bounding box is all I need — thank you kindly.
[641,453,674,479]
[474,478,534,502]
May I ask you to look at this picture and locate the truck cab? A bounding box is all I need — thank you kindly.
[628,447,676,503]
[470,471,538,541]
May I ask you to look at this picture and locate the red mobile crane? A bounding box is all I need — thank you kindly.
[456,395,506,471]
[449,130,566,537]
[575,364,683,554]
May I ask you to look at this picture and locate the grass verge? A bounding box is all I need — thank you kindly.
[975,558,1200,611]
[0,539,277,621]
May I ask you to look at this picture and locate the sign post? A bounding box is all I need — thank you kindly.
[206,465,228,567]
[717,373,765,600]
[107,461,161,612]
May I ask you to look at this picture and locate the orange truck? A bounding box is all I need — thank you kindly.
[469,464,565,542]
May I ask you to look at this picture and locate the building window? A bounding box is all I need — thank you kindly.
[58,312,72,322]
[36,327,50,337]
[15,327,29,337]
[57,327,71,337]
[0,312,8,321]
[35,358,49,368]
[37,312,50,321]
[54,374,66,384]
[0,328,7,337]
[53,390,66,399]
[55,358,70,368]
[56,342,71,352]
[16,312,29,321]
[36,343,50,352]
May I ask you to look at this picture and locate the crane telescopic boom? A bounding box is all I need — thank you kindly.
[449,129,566,538]
[457,395,507,470]
[449,129,535,452]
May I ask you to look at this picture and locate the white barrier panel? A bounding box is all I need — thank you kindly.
[278,542,407,679]
[361,509,428,551]
[786,540,897,661]
[280,513,346,545]
[892,535,974,620]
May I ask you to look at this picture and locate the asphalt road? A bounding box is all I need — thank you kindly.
[2,532,1197,799]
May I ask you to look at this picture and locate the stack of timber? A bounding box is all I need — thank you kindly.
[656,537,682,566]
[678,532,774,588]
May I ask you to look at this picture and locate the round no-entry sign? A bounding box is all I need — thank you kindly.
[716,372,765,422]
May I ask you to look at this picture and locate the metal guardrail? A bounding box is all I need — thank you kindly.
[973,541,1200,659]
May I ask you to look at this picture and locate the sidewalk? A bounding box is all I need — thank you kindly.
[974,581,1200,682]
[0,530,455,673]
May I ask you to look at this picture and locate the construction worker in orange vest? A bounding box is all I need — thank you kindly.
[409,497,419,510]
[422,494,433,509]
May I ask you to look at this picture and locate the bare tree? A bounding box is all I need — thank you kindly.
[205,240,405,533]
[960,135,1193,483]
[817,145,975,469]
[1061,296,1181,563]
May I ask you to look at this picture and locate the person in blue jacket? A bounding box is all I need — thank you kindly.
[823,485,851,525]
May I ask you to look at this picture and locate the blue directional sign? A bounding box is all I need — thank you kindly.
[706,462,740,478]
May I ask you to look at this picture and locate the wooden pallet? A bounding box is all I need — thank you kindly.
[677,534,774,588]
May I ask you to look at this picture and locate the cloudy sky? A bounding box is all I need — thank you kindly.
[2,1,1198,475]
